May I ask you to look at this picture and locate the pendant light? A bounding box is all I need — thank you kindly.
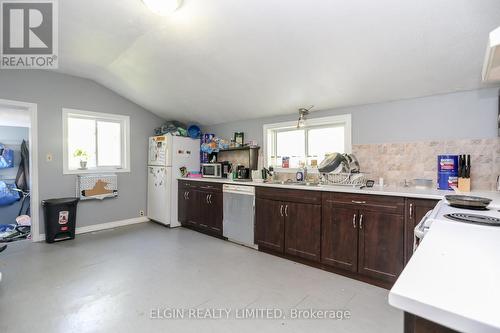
[297,106,314,128]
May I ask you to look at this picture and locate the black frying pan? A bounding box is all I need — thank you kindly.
[445,195,492,210]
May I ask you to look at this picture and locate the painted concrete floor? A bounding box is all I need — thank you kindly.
[0,223,402,333]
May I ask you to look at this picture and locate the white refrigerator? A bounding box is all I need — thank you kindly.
[147,134,200,227]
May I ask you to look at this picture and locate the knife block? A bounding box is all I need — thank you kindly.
[458,177,471,192]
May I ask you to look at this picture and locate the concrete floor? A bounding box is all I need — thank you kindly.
[0,223,402,333]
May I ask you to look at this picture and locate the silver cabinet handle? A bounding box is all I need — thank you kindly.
[206,194,209,204]
[208,194,212,204]
[352,200,366,204]
[359,214,364,229]
[186,191,189,200]
[184,191,187,200]
[352,214,357,229]
[285,205,289,217]
[280,204,284,217]
[409,203,413,219]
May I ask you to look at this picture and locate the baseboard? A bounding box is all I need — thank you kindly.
[37,216,150,242]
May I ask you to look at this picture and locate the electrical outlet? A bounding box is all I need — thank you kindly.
[139,210,145,217]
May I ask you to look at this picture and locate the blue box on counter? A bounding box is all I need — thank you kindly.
[437,155,458,190]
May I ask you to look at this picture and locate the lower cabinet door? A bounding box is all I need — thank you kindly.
[284,202,321,262]
[255,198,284,252]
[321,204,359,272]
[197,191,211,231]
[358,210,405,282]
[206,192,223,235]
[178,187,189,223]
[180,188,199,227]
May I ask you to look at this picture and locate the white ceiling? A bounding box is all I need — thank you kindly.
[58,0,500,125]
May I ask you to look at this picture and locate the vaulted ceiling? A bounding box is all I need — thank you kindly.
[58,0,500,125]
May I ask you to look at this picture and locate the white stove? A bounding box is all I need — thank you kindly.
[414,198,500,250]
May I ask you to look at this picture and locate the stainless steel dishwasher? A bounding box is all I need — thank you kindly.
[222,184,257,249]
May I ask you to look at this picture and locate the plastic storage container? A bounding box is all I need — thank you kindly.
[41,198,79,243]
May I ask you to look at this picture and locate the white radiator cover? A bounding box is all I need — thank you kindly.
[76,174,118,200]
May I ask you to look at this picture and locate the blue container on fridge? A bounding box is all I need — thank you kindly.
[437,155,458,190]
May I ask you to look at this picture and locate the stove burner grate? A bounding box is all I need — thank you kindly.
[445,213,500,226]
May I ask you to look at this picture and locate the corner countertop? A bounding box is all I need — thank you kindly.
[389,211,500,333]
[178,177,499,201]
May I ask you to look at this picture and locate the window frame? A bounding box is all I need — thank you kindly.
[263,114,352,172]
[62,108,131,175]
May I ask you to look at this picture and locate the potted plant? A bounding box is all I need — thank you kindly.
[74,149,89,169]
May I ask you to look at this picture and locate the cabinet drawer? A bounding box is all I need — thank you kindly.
[256,187,321,205]
[197,182,223,192]
[178,180,198,189]
[322,192,404,215]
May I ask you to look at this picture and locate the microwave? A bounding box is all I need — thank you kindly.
[201,163,222,178]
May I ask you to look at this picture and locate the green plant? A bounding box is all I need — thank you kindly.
[73,149,89,161]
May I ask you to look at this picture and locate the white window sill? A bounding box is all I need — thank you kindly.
[63,168,130,175]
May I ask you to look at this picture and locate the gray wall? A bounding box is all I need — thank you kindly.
[0,126,29,224]
[203,88,500,145]
[0,70,164,230]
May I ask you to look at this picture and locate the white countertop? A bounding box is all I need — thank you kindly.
[389,204,500,333]
[178,177,499,201]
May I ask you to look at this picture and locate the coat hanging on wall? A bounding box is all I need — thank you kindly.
[15,140,29,192]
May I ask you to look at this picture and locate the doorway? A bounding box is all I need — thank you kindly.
[0,98,39,243]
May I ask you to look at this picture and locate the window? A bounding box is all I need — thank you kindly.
[63,108,130,174]
[264,114,351,170]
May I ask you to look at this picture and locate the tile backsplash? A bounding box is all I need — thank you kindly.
[272,138,500,191]
[352,138,500,191]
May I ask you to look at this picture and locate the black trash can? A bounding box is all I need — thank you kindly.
[41,198,79,243]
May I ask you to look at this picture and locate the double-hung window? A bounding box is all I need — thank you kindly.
[63,108,130,174]
[264,114,351,170]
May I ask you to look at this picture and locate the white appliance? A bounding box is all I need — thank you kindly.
[222,184,257,249]
[482,26,500,82]
[201,163,222,178]
[414,198,500,250]
[147,135,200,227]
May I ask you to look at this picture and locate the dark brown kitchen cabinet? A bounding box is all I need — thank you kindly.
[321,203,359,272]
[255,187,322,258]
[178,186,200,227]
[177,181,223,237]
[284,202,321,262]
[255,198,285,252]
[404,198,439,263]
[322,192,405,283]
[178,179,432,289]
[199,190,223,235]
[404,312,458,333]
[357,210,405,281]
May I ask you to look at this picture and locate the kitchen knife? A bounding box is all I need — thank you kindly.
[459,155,464,178]
[466,154,471,178]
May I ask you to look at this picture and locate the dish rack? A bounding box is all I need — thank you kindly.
[320,172,368,187]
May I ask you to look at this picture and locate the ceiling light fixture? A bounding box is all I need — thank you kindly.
[142,0,182,16]
[297,105,314,128]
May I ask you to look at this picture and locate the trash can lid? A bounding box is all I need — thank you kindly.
[41,198,79,206]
